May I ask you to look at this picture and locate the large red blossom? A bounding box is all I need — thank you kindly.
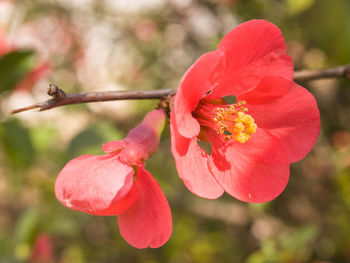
[170,20,320,203]
[55,109,172,248]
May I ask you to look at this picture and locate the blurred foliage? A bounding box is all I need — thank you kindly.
[0,0,350,262]
[246,226,318,263]
[0,120,35,169]
[0,50,37,93]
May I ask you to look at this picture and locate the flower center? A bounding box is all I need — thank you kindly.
[194,100,257,143]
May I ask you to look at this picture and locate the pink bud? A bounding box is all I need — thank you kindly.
[103,109,166,165]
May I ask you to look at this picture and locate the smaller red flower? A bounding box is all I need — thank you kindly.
[170,20,320,203]
[55,109,172,249]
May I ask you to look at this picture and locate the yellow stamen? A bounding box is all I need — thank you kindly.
[213,100,257,143]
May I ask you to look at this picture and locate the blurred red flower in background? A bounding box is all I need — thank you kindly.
[0,27,14,55]
[55,109,172,249]
[30,233,54,263]
[170,20,320,203]
[14,61,51,92]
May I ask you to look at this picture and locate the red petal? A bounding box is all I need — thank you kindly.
[102,140,126,152]
[239,77,320,163]
[208,19,293,98]
[240,76,291,104]
[170,111,224,199]
[118,166,172,248]
[55,154,136,215]
[207,129,290,203]
[95,182,138,216]
[175,50,225,138]
[120,109,166,165]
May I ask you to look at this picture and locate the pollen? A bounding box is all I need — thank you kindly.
[213,101,257,143]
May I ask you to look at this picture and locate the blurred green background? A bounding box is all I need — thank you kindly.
[1,0,350,262]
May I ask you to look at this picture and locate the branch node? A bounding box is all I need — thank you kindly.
[48,83,67,99]
[157,96,171,117]
[345,65,350,80]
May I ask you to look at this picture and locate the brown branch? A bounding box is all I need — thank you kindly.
[293,63,350,82]
[10,84,176,114]
[10,64,350,114]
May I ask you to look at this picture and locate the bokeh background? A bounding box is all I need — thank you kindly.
[1,0,350,262]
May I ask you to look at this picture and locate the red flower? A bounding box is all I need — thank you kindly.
[55,109,172,248]
[170,20,320,203]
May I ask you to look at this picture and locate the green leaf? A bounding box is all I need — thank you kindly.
[14,209,39,244]
[0,120,35,168]
[0,50,37,93]
[13,209,40,261]
[66,127,104,161]
[65,122,124,162]
[286,0,315,16]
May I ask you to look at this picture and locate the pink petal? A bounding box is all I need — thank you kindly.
[239,77,320,163]
[120,109,166,165]
[208,19,293,98]
[175,50,225,138]
[118,166,172,249]
[95,182,138,216]
[207,129,290,203]
[55,154,136,215]
[102,140,126,153]
[170,111,224,199]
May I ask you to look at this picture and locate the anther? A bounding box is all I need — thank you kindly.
[212,100,257,143]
